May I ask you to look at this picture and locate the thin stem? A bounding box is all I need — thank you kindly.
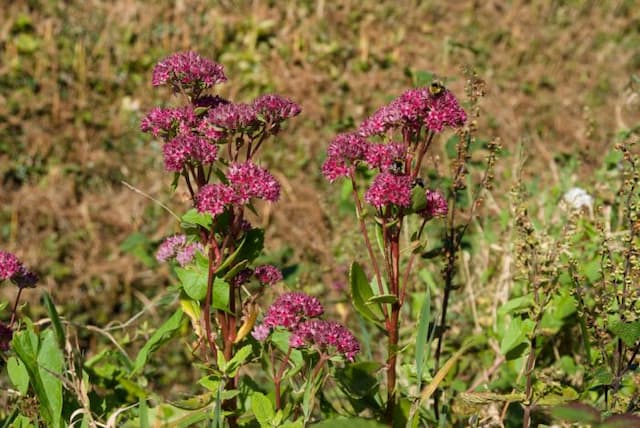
[274,347,292,411]
[349,169,389,320]
[204,241,219,360]
[8,287,24,329]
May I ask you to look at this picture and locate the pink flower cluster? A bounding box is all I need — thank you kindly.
[0,251,38,288]
[156,235,204,266]
[256,292,324,334]
[195,162,281,216]
[290,319,360,362]
[231,265,283,288]
[162,134,218,172]
[143,53,300,173]
[364,173,412,208]
[254,265,283,286]
[227,162,280,203]
[422,189,448,219]
[321,133,368,182]
[253,94,302,125]
[358,85,466,137]
[140,106,198,138]
[252,292,360,361]
[152,51,227,94]
[202,102,258,135]
[365,143,407,173]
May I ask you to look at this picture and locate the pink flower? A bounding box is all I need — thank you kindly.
[0,251,37,288]
[358,103,403,137]
[421,189,449,219]
[196,184,237,216]
[425,91,466,132]
[203,102,258,135]
[259,292,324,332]
[254,265,283,286]
[364,173,412,208]
[152,51,227,95]
[252,324,271,341]
[176,243,204,266]
[162,134,218,172]
[289,319,360,361]
[0,251,21,281]
[365,143,407,172]
[327,133,368,162]
[156,235,204,266]
[253,94,301,124]
[141,107,201,140]
[231,268,254,287]
[321,157,351,182]
[227,162,280,203]
[358,85,466,136]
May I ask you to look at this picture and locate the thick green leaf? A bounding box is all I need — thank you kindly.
[225,345,252,376]
[235,229,264,264]
[335,361,381,398]
[609,316,640,347]
[212,277,231,312]
[181,208,212,230]
[12,325,54,424]
[176,264,208,301]
[42,293,65,349]
[251,392,274,427]
[500,317,534,358]
[7,356,29,394]
[587,366,612,390]
[497,294,533,316]
[169,393,213,410]
[366,294,398,305]
[349,262,384,324]
[410,185,427,213]
[131,309,184,375]
[36,329,64,428]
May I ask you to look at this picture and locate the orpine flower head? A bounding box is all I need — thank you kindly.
[425,90,467,133]
[259,292,324,333]
[141,106,198,139]
[327,133,368,163]
[365,143,407,172]
[254,265,283,286]
[0,251,21,281]
[0,251,38,288]
[203,102,258,135]
[152,51,227,95]
[162,134,218,172]
[365,173,412,208]
[358,102,403,137]
[156,235,204,266]
[253,94,301,125]
[290,319,360,362]
[227,162,280,203]
[421,189,448,219]
[196,184,237,216]
[321,157,351,182]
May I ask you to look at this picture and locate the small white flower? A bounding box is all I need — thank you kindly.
[563,187,594,212]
